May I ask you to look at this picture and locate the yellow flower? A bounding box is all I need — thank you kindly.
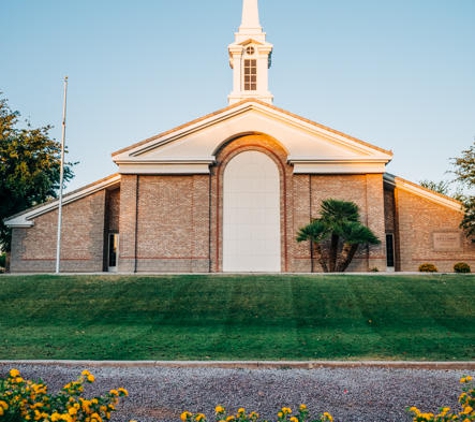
[238,408,246,414]
[226,416,235,422]
[463,406,473,414]
[0,401,8,411]
[81,370,95,382]
[277,412,284,418]
[0,407,4,417]
[118,387,129,396]
[281,407,292,415]
[181,411,192,421]
[299,405,307,412]
[323,412,334,422]
[249,412,259,419]
[215,406,225,414]
[110,389,119,396]
[195,413,206,422]
[9,368,20,378]
[90,412,103,422]
[290,417,299,422]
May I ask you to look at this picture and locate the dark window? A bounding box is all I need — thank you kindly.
[108,233,119,268]
[386,234,395,267]
[244,59,257,91]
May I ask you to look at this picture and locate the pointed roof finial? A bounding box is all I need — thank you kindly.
[240,0,262,33]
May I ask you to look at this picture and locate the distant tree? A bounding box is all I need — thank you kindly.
[296,199,380,272]
[0,94,74,252]
[419,179,451,196]
[451,140,475,240]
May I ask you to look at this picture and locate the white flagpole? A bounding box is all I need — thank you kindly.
[55,76,68,274]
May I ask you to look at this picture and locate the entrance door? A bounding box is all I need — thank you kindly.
[223,151,281,272]
[108,233,119,272]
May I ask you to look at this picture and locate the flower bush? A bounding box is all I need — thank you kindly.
[0,369,128,422]
[408,376,475,422]
[181,404,333,422]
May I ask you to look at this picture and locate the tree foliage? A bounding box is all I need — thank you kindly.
[0,94,74,251]
[451,140,475,240]
[296,199,380,272]
[419,179,451,196]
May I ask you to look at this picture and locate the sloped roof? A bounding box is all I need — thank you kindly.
[112,99,393,175]
[4,173,121,228]
[384,173,463,212]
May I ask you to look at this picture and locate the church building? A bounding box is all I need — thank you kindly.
[5,0,474,273]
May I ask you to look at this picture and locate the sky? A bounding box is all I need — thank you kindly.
[1,0,474,192]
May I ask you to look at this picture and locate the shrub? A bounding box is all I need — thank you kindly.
[181,404,334,422]
[0,252,5,269]
[0,369,128,422]
[408,375,474,422]
[454,262,471,273]
[418,263,438,273]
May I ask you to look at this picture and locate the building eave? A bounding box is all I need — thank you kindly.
[384,173,463,212]
[4,174,121,228]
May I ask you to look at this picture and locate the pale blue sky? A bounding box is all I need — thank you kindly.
[1,0,474,192]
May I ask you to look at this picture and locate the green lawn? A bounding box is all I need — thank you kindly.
[0,274,474,361]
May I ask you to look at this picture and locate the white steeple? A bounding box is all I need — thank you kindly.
[228,0,273,105]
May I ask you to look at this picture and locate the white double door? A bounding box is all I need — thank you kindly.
[223,151,281,272]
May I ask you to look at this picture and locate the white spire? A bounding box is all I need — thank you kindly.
[240,0,262,33]
[228,0,273,105]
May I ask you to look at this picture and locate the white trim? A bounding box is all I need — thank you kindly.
[4,174,121,228]
[112,101,393,166]
[290,159,388,174]
[116,160,214,175]
[384,173,463,212]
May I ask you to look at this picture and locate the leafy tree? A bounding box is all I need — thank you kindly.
[0,94,74,252]
[297,199,380,272]
[451,140,475,240]
[419,179,451,196]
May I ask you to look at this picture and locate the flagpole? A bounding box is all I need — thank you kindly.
[55,76,68,274]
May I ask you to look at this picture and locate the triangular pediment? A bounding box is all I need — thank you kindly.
[112,100,393,175]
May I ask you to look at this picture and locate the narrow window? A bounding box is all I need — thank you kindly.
[386,233,395,268]
[108,233,119,271]
[244,59,257,91]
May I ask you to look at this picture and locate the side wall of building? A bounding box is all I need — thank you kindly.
[393,186,475,272]
[10,190,109,273]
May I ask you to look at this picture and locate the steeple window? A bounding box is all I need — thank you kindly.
[244,59,257,91]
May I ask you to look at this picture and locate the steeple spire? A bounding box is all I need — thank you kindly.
[228,0,273,105]
[240,0,262,33]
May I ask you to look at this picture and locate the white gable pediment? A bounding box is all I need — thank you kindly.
[112,100,393,175]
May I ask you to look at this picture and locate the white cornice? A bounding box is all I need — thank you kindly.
[4,174,121,228]
[384,173,463,212]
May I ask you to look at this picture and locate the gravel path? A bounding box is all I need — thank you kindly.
[1,362,474,422]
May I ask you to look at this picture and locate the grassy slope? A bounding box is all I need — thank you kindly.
[0,274,474,361]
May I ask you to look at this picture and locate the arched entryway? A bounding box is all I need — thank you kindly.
[222,150,281,271]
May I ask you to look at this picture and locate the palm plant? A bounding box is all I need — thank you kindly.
[297,199,381,272]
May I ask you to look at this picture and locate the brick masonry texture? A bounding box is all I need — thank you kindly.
[10,190,107,273]
[9,138,475,273]
[394,187,475,272]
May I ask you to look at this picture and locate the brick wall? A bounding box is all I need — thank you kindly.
[394,187,475,272]
[292,174,387,272]
[119,174,211,273]
[10,190,107,273]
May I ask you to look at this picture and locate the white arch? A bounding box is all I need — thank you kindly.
[223,151,281,272]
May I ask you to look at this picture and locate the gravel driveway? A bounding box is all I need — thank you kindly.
[1,362,474,422]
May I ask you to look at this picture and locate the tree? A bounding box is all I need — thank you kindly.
[419,179,451,196]
[296,199,380,272]
[451,140,475,240]
[0,94,74,252]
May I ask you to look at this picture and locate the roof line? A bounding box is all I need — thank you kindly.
[111,99,393,158]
